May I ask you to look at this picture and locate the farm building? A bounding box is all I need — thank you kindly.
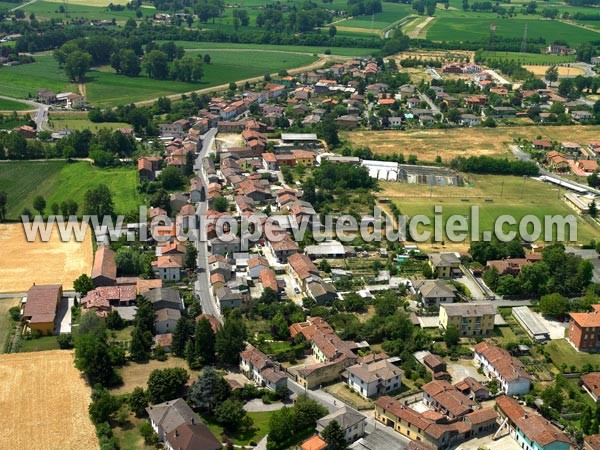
[511,306,551,343]
[398,164,462,186]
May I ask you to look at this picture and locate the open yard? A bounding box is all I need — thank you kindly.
[47,112,130,132]
[111,357,202,395]
[0,223,93,293]
[546,339,600,371]
[480,51,576,65]
[379,174,599,250]
[0,350,98,450]
[0,160,143,219]
[343,125,600,163]
[203,411,272,446]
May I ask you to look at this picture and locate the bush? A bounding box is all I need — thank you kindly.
[57,333,74,349]
[138,420,159,445]
[9,306,21,322]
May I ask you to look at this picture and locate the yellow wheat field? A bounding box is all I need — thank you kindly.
[0,351,98,450]
[0,223,93,293]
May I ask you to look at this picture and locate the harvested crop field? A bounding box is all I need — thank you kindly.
[0,223,92,293]
[0,350,98,450]
[343,125,600,162]
[523,65,585,77]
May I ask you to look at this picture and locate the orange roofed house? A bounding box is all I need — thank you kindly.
[568,305,600,352]
[22,284,63,335]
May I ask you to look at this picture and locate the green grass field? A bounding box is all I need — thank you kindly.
[383,174,599,246]
[479,51,576,64]
[0,56,77,99]
[47,112,130,131]
[167,40,376,57]
[20,0,151,21]
[18,335,60,352]
[0,98,33,111]
[0,160,143,219]
[339,4,414,30]
[427,17,599,46]
[546,339,600,371]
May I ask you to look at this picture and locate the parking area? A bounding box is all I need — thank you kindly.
[534,312,567,340]
[456,434,521,450]
[446,359,486,383]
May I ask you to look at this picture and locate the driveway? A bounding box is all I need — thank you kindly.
[55,296,74,334]
[244,399,287,412]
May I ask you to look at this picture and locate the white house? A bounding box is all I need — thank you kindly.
[239,344,287,392]
[316,407,367,443]
[146,398,199,442]
[474,342,531,395]
[155,308,181,334]
[346,358,403,399]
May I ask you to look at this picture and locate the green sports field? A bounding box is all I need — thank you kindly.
[479,51,576,65]
[0,160,143,219]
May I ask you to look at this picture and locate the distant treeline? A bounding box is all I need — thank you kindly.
[450,156,540,176]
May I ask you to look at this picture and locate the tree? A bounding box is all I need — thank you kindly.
[321,420,347,450]
[130,323,153,362]
[64,50,92,82]
[172,316,195,357]
[194,317,216,364]
[539,293,569,317]
[184,244,198,271]
[581,405,593,435]
[0,191,8,222]
[271,312,289,340]
[188,367,231,413]
[215,312,247,364]
[328,25,337,38]
[79,310,105,336]
[74,333,118,387]
[444,325,460,348]
[545,65,559,87]
[74,274,94,295]
[143,50,169,79]
[89,386,119,424]
[33,195,46,216]
[106,310,125,330]
[215,399,248,431]
[160,166,184,190]
[129,387,149,417]
[590,200,597,219]
[83,184,114,217]
[112,49,141,77]
[213,196,229,213]
[203,54,211,64]
[147,367,189,404]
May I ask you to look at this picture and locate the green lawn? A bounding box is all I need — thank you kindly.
[427,17,599,46]
[0,160,143,219]
[19,335,61,352]
[20,0,151,21]
[0,98,33,111]
[546,339,600,371]
[203,411,272,446]
[47,112,130,132]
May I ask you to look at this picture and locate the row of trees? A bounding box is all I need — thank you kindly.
[450,155,539,176]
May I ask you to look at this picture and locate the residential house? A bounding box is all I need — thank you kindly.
[259,268,279,294]
[496,396,571,450]
[268,234,300,263]
[165,422,221,450]
[428,252,461,278]
[248,255,271,279]
[474,342,531,395]
[22,284,62,335]
[374,396,497,450]
[92,246,117,287]
[585,435,600,450]
[144,288,183,311]
[239,344,288,392]
[568,305,600,352]
[152,255,183,281]
[532,139,553,150]
[421,380,476,419]
[423,353,449,380]
[296,358,353,389]
[138,156,162,182]
[346,358,403,399]
[454,377,490,401]
[460,114,480,127]
[561,141,582,155]
[582,372,600,402]
[414,280,457,308]
[154,333,173,352]
[155,308,181,334]
[216,285,243,311]
[159,119,189,138]
[316,407,366,443]
[146,399,201,442]
[439,302,495,337]
[209,237,242,255]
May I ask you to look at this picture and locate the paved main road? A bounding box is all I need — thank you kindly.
[192,128,222,322]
